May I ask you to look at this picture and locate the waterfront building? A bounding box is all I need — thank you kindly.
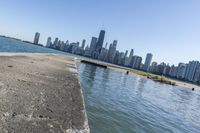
[33,32,40,44]
[106,41,117,63]
[94,30,105,58]
[52,38,59,49]
[128,49,134,66]
[125,49,134,67]
[98,47,108,61]
[169,65,178,78]
[81,39,86,49]
[176,63,187,79]
[156,62,166,75]
[60,41,65,51]
[193,64,200,83]
[143,53,153,72]
[132,56,142,69]
[113,50,120,64]
[89,37,98,58]
[163,64,171,76]
[118,52,125,65]
[66,40,69,45]
[184,61,199,81]
[149,62,158,73]
[84,45,91,57]
[46,37,52,48]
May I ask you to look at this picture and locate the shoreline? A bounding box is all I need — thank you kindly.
[108,66,200,90]
[1,52,199,91]
[79,58,200,91]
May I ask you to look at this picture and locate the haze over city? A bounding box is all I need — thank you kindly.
[0,0,200,65]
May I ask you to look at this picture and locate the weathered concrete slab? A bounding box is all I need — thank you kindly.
[0,54,89,133]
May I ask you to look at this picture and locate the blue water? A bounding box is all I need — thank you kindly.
[0,36,65,54]
[1,36,200,133]
[78,64,200,133]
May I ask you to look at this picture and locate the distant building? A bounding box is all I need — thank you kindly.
[94,30,105,58]
[163,64,171,76]
[106,41,117,63]
[46,37,52,48]
[132,56,142,69]
[33,32,40,44]
[113,50,120,64]
[125,49,134,67]
[193,64,200,83]
[81,39,86,49]
[84,45,91,57]
[176,63,186,79]
[169,65,178,78]
[128,49,134,67]
[143,53,153,72]
[149,62,157,73]
[89,37,98,57]
[156,62,166,75]
[98,47,108,61]
[118,52,125,65]
[184,61,199,81]
[52,38,59,49]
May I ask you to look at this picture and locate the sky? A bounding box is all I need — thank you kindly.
[0,0,200,65]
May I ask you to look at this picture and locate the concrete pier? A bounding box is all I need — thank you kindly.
[0,54,89,133]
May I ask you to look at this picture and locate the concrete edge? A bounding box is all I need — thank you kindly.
[65,57,90,133]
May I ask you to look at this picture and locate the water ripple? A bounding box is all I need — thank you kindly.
[78,64,200,133]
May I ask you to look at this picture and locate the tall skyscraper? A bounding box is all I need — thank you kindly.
[132,56,142,69]
[106,40,117,63]
[46,37,52,48]
[184,61,199,81]
[176,63,186,79]
[128,49,134,66]
[94,30,105,58]
[143,53,153,72]
[89,37,98,57]
[33,32,40,44]
[125,50,128,57]
[52,38,59,49]
[81,39,86,49]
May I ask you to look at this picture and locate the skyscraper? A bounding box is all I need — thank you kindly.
[143,53,153,72]
[46,37,52,48]
[81,39,86,49]
[89,37,98,57]
[132,56,142,69]
[128,49,134,66]
[184,61,199,81]
[94,30,105,58]
[106,40,117,63]
[33,32,40,44]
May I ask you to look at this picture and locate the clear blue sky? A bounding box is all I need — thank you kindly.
[0,0,200,65]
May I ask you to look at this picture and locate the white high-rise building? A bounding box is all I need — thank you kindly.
[184,61,199,81]
[143,53,153,72]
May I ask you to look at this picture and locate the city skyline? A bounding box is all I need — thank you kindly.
[1,0,200,65]
[40,29,200,84]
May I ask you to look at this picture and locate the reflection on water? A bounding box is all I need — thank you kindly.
[78,64,200,133]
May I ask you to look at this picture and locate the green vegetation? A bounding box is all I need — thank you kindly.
[128,69,176,86]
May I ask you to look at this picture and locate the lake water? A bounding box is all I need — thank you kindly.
[1,36,200,133]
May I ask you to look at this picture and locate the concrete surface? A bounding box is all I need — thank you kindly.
[0,54,89,133]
